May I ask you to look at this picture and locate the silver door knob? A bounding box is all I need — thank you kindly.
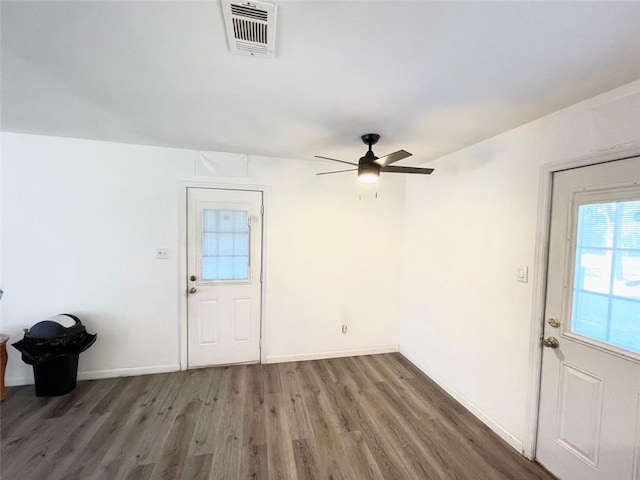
[189,287,197,294]
[542,337,559,348]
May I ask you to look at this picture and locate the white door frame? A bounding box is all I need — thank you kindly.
[524,144,640,460]
[178,180,269,370]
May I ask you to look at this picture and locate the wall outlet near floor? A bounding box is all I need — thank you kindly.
[342,325,348,334]
[156,248,170,260]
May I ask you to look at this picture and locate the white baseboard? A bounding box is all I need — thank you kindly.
[265,345,399,364]
[399,347,524,454]
[77,364,181,381]
[5,376,33,387]
[6,364,181,387]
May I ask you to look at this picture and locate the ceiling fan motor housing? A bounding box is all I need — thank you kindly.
[358,162,380,177]
[359,135,382,179]
[360,150,379,164]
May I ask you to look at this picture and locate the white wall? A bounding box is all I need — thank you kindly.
[4,80,637,458]
[399,79,640,452]
[1,133,404,385]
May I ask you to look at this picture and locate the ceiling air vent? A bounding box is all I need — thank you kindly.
[221,1,277,58]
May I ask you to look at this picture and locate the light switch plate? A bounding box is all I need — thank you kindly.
[517,265,528,283]
[156,248,170,260]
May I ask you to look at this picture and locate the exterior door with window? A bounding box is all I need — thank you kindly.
[537,156,640,480]
[187,188,263,367]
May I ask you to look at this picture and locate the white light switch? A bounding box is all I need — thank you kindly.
[517,265,528,283]
[156,248,170,260]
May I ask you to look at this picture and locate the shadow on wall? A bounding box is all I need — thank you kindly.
[439,144,499,175]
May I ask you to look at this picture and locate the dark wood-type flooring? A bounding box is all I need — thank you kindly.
[0,353,555,480]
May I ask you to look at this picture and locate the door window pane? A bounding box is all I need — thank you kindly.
[610,298,640,351]
[202,257,218,280]
[574,248,612,295]
[571,200,640,353]
[618,202,640,249]
[201,209,250,280]
[577,203,615,248]
[572,291,609,340]
[218,233,234,256]
[613,251,640,299]
[218,256,234,280]
[233,256,249,279]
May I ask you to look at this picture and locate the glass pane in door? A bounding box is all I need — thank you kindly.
[571,200,640,353]
[202,209,249,280]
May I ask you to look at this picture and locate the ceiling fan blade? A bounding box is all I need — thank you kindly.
[381,166,434,174]
[316,168,358,176]
[374,149,412,167]
[314,155,358,167]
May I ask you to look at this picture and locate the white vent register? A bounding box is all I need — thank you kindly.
[222,1,277,58]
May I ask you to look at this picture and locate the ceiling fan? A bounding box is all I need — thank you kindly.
[315,134,434,183]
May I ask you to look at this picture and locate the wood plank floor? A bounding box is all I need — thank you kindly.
[0,353,556,480]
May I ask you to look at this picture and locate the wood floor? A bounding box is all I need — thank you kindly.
[1,353,555,480]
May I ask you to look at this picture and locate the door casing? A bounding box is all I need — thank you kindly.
[178,181,269,370]
[525,145,640,460]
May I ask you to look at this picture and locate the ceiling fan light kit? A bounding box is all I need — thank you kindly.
[358,163,380,184]
[316,134,434,183]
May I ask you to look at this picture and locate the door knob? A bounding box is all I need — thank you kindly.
[189,287,197,294]
[542,337,559,348]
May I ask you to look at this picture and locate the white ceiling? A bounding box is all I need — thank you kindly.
[2,1,639,165]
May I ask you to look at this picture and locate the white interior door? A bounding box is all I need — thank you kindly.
[537,156,640,480]
[187,188,263,367]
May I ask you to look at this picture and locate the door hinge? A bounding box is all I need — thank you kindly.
[260,271,263,283]
[260,204,264,215]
